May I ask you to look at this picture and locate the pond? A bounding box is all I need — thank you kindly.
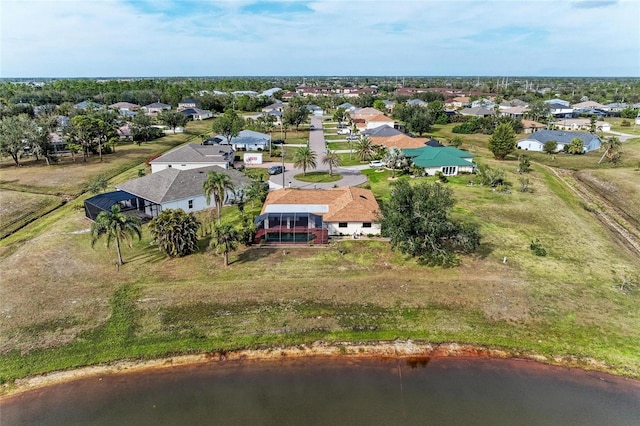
[2,357,639,425]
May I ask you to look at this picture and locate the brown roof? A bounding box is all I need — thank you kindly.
[367,114,394,123]
[261,187,380,222]
[522,119,546,129]
[371,134,428,149]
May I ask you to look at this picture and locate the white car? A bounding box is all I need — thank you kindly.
[369,161,385,168]
[337,128,350,135]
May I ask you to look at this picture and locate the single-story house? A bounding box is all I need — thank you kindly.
[371,133,428,149]
[554,118,611,133]
[180,107,213,121]
[206,129,270,151]
[85,166,249,220]
[403,146,475,176]
[74,101,103,110]
[306,104,324,116]
[460,107,494,117]
[262,102,285,113]
[362,126,404,138]
[381,100,396,113]
[109,102,140,111]
[407,99,429,107]
[522,119,547,134]
[572,101,609,111]
[150,143,234,173]
[471,98,495,109]
[338,102,356,112]
[500,106,528,119]
[544,99,570,107]
[350,107,385,121]
[516,130,601,153]
[143,102,171,115]
[498,99,528,109]
[254,187,381,244]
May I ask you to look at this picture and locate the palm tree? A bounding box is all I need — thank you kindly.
[149,209,200,257]
[599,136,622,164]
[354,135,376,162]
[203,171,235,224]
[90,204,142,266]
[293,146,317,176]
[210,223,240,267]
[322,151,341,176]
[383,147,409,178]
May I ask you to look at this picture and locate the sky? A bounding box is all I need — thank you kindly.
[1,0,639,78]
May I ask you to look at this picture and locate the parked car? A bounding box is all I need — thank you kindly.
[337,128,350,135]
[369,160,385,168]
[309,124,315,130]
[272,139,285,144]
[268,165,285,175]
[346,135,358,140]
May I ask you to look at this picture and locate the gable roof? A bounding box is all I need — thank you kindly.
[109,102,140,110]
[261,187,380,222]
[117,166,249,204]
[350,107,384,119]
[180,107,211,115]
[150,144,233,165]
[179,99,197,104]
[403,146,474,168]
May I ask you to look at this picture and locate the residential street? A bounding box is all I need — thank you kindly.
[268,115,367,189]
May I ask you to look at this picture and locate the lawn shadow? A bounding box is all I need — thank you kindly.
[129,244,167,264]
[233,246,278,264]
[475,241,495,259]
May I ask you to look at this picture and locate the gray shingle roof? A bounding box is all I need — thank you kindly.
[117,166,249,204]
[150,144,233,164]
[362,126,403,137]
[523,130,599,145]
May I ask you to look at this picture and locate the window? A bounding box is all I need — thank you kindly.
[338,222,348,228]
[362,222,372,228]
[442,166,457,176]
[188,200,193,209]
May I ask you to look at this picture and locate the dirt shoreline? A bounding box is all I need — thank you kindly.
[0,340,624,398]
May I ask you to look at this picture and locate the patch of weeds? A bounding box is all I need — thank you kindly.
[529,239,547,257]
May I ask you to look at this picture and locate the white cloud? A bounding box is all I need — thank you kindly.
[1,0,638,77]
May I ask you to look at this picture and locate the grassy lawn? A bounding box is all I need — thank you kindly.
[606,117,640,135]
[1,123,639,386]
[0,190,66,239]
[294,171,342,183]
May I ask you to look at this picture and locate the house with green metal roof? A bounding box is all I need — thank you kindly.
[403,146,475,176]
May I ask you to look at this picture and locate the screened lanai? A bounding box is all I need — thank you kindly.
[84,191,159,221]
[254,212,328,244]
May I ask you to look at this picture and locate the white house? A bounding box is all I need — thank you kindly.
[256,187,381,242]
[180,108,213,120]
[113,166,250,218]
[143,102,171,115]
[365,114,395,130]
[149,143,234,173]
[517,130,601,153]
[554,118,611,133]
[206,129,271,151]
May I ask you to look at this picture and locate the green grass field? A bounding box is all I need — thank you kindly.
[1,119,639,388]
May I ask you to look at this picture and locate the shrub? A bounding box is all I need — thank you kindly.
[530,239,547,256]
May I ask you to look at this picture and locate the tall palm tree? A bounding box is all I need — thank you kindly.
[322,151,341,176]
[203,171,235,224]
[293,146,317,176]
[355,135,376,162]
[90,204,142,266]
[210,223,240,267]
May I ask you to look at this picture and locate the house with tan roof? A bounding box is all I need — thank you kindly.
[365,114,395,130]
[522,120,546,134]
[350,107,385,120]
[254,187,381,244]
[371,134,428,149]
